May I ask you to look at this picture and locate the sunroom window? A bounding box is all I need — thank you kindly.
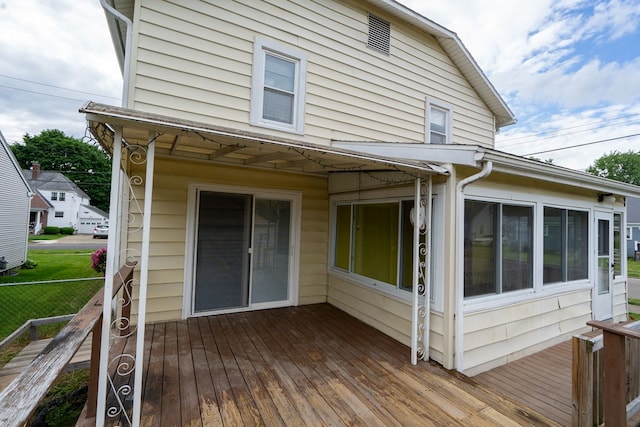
[333,200,414,291]
[464,200,533,298]
[543,207,588,284]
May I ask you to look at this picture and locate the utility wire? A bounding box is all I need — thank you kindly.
[0,74,120,100]
[523,133,640,156]
[0,84,90,102]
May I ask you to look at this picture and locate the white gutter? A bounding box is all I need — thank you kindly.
[99,0,132,107]
[454,160,492,372]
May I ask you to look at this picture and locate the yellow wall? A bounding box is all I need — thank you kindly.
[127,0,496,148]
[127,157,328,323]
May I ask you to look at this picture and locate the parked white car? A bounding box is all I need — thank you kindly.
[93,224,109,239]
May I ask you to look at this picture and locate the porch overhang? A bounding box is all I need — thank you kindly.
[80,102,448,178]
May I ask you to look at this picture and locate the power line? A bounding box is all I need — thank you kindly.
[0,74,120,100]
[0,84,90,102]
[498,112,640,149]
[523,133,640,156]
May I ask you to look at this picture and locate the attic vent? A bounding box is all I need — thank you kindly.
[367,14,390,55]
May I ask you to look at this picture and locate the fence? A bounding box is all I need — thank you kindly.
[0,277,104,342]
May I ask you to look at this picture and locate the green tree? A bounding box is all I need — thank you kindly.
[586,150,640,186]
[10,129,111,212]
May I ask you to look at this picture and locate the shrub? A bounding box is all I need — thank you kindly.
[91,248,107,274]
[43,226,60,235]
[22,258,37,269]
[60,227,75,235]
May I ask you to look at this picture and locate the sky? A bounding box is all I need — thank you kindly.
[1,1,640,171]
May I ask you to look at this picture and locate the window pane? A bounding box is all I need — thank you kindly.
[567,210,588,280]
[464,201,497,297]
[613,213,622,276]
[502,205,533,292]
[430,107,446,133]
[353,203,399,284]
[263,88,294,123]
[399,200,414,291]
[265,54,295,92]
[543,207,563,284]
[334,205,352,270]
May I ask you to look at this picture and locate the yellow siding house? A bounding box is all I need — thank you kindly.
[85,0,640,422]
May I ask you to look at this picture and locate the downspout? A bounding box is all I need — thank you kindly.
[100,0,132,107]
[454,160,492,372]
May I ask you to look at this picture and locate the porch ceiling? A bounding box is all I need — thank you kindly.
[81,102,448,177]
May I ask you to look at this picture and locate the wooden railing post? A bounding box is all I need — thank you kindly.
[602,329,628,426]
[588,320,640,426]
[86,315,103,418]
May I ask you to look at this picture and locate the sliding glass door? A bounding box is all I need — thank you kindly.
[192,190,293,313]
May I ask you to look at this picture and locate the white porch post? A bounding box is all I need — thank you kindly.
[96,127,124,426]
[411,176,432,364]
[131,133,156,425]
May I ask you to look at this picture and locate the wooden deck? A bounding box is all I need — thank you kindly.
[474,340,573,426]
[94,304,558,426]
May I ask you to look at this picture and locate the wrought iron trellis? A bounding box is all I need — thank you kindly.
[96,129,156,427]
[412,177,431,365]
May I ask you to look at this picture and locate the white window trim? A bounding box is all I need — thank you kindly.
[461,188,600,312]
[250,37,307,134]
[328,185,445,311]
[425,97,453,144]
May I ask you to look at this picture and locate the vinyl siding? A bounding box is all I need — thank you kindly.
[127,157,328,323]
[0,143,30,270]
[327,275,446,364]
[129,0,495,148]
[463,289,592,375]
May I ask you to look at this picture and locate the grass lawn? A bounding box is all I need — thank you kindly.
[0,250,104,340]
[629,258,640,278]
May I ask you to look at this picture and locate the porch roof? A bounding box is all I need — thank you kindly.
[80,102,448,177]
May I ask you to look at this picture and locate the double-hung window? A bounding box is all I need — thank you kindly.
[543,207,588,284]
[334,200,415,292]
[59,192,65,201]
[251,37,307,134]
[464,200,533,298]
[51,192,58,201]
[426,98,452,144]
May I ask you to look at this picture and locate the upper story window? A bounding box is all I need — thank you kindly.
[51,192,58,201]
[426,98,453,144]
[250,37,307,134]
[59,192,66,201]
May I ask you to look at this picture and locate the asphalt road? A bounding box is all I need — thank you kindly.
[28,234,107,251]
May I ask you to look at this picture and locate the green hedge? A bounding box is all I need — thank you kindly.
[43,226,60,235]
[60,227,75,235]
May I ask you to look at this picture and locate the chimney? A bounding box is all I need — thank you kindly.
[31,162,40,180]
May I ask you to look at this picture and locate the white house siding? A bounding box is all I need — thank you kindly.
[463,289,592,375]
[327,276,446,364]
[128,0,495,148]
[126,157,328,323]
[0,142,30,271]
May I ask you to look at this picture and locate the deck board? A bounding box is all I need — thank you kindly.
[474,340,573,426]
[96,304,560,426]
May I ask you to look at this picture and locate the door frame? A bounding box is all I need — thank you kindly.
[593,210,614,321]
[183,182,301,317]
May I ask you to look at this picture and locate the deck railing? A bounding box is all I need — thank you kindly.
[572,319,640,426]
[0,262,135,427]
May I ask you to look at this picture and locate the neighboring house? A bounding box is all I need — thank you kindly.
[87,1,640,404]
[0,130,31,272]
[23,162,91,232]
[627,197,640,257]
[78,204,109,234]
[28,190,53,235]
